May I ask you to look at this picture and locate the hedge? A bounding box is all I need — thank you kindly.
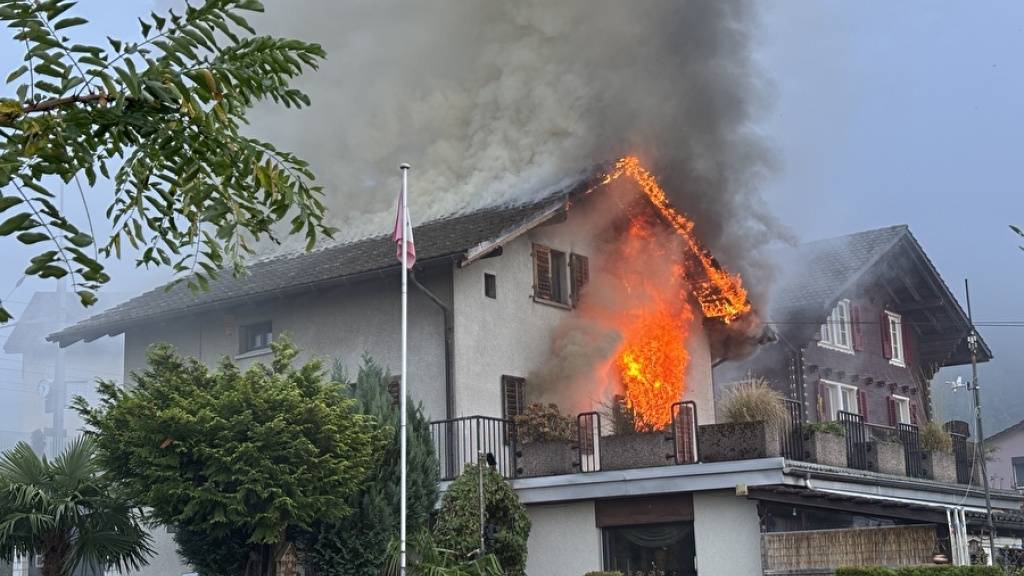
[836,566,1003,576]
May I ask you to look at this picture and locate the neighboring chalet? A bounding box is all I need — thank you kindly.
[986,420,1024,491]
[53,174,1023,575]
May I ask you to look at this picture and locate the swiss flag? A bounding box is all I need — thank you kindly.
[392,188,416,268]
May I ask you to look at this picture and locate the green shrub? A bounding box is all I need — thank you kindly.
[515,403,575,443]
[804,420,846,436]
[836,566,1002,576]
[435,463,531,576]
[919,421,954,453]
[720,378,788,429]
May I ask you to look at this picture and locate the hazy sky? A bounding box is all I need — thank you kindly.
[1,2,1022,429]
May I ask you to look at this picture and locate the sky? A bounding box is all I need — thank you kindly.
[1,2,1022,432]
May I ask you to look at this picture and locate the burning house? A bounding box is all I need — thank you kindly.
[51,159,1023,575]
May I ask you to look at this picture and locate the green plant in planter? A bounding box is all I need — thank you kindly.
[919,421,953,453]
[804,421,845,436]
[514,403,575,444]
[720,378,788,429]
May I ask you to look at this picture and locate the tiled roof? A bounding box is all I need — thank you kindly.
[50,193,571,345]
[770,225,908,319]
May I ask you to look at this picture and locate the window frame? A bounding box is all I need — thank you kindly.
[501,375,526,421]
[239,320,273,355]
[823,379,859,421]
[532,243,570,308]
[819,299,854,354]
[1012,456,1024,490]
[892,394,911,425]
[886,311,906,366]
[484,272,497,299]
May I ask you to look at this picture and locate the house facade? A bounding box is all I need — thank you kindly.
[986,420,1024,491]
[53,181,1023,575]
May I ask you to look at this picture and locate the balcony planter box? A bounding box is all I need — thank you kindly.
[803,430,846,467]
[518,440,576,477]
[698,421,781,463]
[922,450,957,483]
[601,432,672,471]
[865,440,906,476]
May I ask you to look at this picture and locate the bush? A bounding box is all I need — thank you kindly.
[435,464,531,576]
[836,567,1002,575]
[515,403,575,444]
[920,421,953,453]
[804,420,845,436]
[720,378,788,429]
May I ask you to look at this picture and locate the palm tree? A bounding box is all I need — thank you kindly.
[0,437,153,576]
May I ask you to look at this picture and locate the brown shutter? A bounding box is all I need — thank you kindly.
[851,304,863,351]
[910,403,919,425]
[569,253,590,307]
[533,245,553,301]
[881,312,893,360]
[887,395,897,426]
[501,375,525,420]
[817,381,832,421]
[902,321,913,365]
[857,390,868,421]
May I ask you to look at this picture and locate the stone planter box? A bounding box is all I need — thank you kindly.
[865,440,906,476]
[803,431,846,467]
[922,450,958,483]
[601,432,672,471]
[518,440,576,477]
[698,421,781,463]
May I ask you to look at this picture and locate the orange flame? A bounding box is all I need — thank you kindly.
[584,156,753,429]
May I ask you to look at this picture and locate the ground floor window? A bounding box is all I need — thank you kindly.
[602,521,696,576]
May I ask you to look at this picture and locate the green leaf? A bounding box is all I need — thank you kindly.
[38,264,68,279]
[77,290,97,307]
[53,16,88,30]
[138,18,152,38]
[6,65,28,83]
[0,213,33,236]
[66,232,92,247]
[16,231,49,244]
[0,197,25,212]
[107,36,122,52]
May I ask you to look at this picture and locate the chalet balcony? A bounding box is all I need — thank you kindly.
[428,400,979,487]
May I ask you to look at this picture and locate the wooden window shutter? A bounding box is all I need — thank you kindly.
[501,375,525,420]
[857,390,868,421]
[910,403,919,425]
[817,381,832,421]
[880,312,893,360]
[569,253,590,307]
[902,321,914,365]
[533,244,553,301]
[851,304,864,351]
[887,395,897,426]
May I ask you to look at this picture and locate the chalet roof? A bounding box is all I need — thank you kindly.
[986,419,1024,444]
[49,181,586,346]
[770,225,991,367]
[5,291,125,354]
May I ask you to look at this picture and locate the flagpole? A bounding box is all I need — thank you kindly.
[399,162,410,576]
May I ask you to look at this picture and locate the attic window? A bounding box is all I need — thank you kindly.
[819,299,853,353]
[484,273,497,299]
[884,311,906,367]
[240,321,273,354]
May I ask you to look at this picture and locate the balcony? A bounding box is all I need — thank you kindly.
[429,400,978,487]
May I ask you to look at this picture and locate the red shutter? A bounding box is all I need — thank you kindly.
[857,390,868,421]
[851,304,864,351]
[881,312,893,360]
[887,396,897,426]
[818,380,832,421]
[910,403,919,425]
[902,321,913,365]
[533,245,552,301]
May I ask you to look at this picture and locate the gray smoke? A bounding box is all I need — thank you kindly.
[246,0,785,293]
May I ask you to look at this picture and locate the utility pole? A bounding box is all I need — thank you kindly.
[965,279,996,561]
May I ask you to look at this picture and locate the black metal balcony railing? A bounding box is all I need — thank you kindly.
[429,416,518,481]
[669,401,699,465]
[575,412,601,472]
[780,398,805,461]
[897,423,924,479]
[838,411,868,470]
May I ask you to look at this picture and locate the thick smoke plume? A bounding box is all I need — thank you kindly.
[248,0,783,288]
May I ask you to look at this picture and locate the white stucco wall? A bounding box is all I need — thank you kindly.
[693,490,762,576]
[123,269,451,421]
[525,501,601,576]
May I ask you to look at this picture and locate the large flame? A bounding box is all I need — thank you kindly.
[585,156,753,429]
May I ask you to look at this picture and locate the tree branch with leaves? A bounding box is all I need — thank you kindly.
[0,0,334,322]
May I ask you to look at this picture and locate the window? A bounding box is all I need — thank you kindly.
[821,380,860,421]
[819,299,854,352]
[891,395,911,425]
[1012,457,1024,489]
[885,311,905,366]
[603,522,696,576]
[501,375,525,421]
[533,244,569,306]
[569,253,590,307]
[484,273,497,299]
[240,321,273,354]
